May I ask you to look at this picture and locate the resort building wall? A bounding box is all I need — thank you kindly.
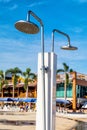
[0,72,87,102]
[56,83,87,99]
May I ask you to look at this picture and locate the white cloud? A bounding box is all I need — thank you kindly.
[28,1,47,7]
[9,4,18,10]
[0,34,86,73]
[45,36,87,62]
[0,37,39,72]
[74,28,83,33]
[70,27,83,33]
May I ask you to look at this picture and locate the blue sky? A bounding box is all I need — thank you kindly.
[0,0,87,74]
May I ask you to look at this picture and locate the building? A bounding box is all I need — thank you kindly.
[0,78,37,98]
[0,72,87,108]
[56,72,87,111]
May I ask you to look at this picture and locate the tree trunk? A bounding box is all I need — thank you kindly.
[2,88,3,97]
[18,87,19,97]
[13,85,14,98]
[72,71,77,112]
[12,76,14,98]
[26,86,28,98]
[64,73,67,100]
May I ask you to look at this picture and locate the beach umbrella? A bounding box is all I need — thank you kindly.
[31,98,37,103]
[56,99,71,104]
[11,98,19,102]
[18,98,25,102]
[23,98,32,102]
[82,102,87,109]
[0,97,14,102]
[23,98,37,103]
[0,98,8,102]
[7,98,14,102]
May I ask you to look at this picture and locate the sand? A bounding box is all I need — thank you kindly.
[0,111,81,130]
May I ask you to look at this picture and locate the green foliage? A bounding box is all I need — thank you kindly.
[23,68,37,95]
[66,73,69,85]
[62,63,69,72]
[57,69,64,74]
[24,78,28,91]
[0,81,3,91]
[0,67,37,93]
[0,70,4,79]
[57,62,74,85]
[6,67,22,88]
[0,70,4,91]
[13,75,19,88]
[6,67,22,76]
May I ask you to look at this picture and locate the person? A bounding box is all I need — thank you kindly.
[25,104,28,112]
[20,104,24,112]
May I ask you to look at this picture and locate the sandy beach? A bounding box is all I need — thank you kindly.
[0,111,86,130]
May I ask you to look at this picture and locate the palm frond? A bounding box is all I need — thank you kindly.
[57,69,64,73]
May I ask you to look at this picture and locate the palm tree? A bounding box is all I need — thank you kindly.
[0,70,9,97]
[57,63,73,100]
[0,70,4,96]
[5,67,22,98]
[22,68,36,98]
[31,74,37,82]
